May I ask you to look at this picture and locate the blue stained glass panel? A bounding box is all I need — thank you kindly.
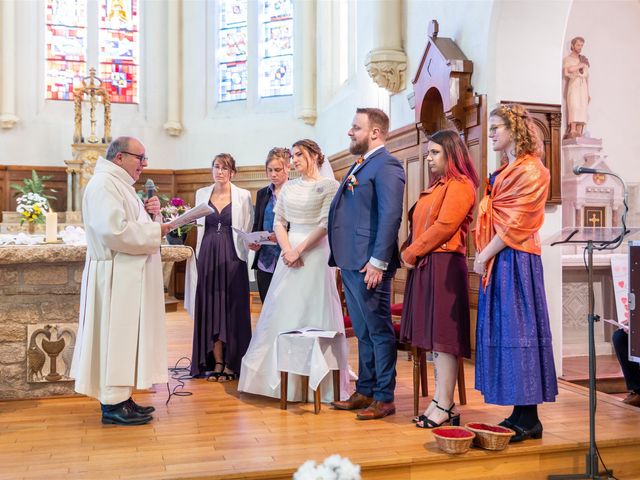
[259,0,293,98]
[219,62,248,102]
[218,0,248,102]
[262,0,293,21]
[262,19,293,58]
[259,56,293,98]
[219,27,248,63]
[220,0,247,28]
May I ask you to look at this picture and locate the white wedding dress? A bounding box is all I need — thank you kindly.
[238,176,350,402]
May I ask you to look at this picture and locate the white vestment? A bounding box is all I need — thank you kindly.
[71,158,167,404]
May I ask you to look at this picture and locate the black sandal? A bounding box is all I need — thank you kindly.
[206,363,225,382]
[217,370,238,382]
[416,403,460,429]
[412,399,438,423]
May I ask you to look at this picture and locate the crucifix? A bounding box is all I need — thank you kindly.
[588,212,600,227]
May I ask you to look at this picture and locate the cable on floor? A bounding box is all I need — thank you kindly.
[165,356,193,405]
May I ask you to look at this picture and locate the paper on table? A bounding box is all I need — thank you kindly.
[169,202,214,230]
[232,227,277,246]
[279,327,338,338]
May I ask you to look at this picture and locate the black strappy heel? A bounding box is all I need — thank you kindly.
[217,370,238,382]
[412,399,438,423]
[206,362,225,382]
[416,402,460,429]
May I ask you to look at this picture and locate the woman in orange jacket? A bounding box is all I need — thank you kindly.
[400,129,479,428]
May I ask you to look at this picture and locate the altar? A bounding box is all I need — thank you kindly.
[0,243,191,401]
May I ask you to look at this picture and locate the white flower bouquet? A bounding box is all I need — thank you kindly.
[16,192,50,225]
[293,454,361,480]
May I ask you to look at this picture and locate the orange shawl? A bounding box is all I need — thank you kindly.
[474,154,549,288]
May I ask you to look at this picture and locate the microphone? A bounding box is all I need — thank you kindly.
[573,166,608,175]
[144,179,156,200]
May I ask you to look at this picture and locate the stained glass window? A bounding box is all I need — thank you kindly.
[45,0,87,100]
[45,0,140,104]
[218,0,248,102]
[259,0,293,98]
[99,0,140,104]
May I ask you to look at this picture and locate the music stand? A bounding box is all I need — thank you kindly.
[546,227,640,479]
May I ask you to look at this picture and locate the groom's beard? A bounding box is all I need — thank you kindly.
[349,138,369,156]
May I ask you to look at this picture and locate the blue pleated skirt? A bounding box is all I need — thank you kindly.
[475,247,558,405]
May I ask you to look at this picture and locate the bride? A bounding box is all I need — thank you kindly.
[238,139,350,402]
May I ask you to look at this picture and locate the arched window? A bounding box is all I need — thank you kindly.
[45,0,140,104]
[216,0,294,103]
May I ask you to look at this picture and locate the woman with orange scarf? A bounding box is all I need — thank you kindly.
[473,104,558,443]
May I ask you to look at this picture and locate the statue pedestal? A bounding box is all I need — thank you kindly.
[561,137,603,176]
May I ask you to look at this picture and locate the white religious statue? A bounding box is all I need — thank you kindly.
[71,137,172,426]
[563,36,590,138]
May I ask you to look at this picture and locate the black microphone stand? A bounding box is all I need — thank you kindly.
[548,170,628,480]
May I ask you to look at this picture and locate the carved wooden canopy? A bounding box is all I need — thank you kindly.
[412,20,474,133]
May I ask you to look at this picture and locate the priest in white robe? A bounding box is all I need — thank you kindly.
[71,136,173,426]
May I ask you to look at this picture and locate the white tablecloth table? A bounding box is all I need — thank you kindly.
[276,331,347,413]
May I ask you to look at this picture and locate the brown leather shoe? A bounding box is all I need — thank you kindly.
[623,392,640,407]
[331,392,373,411]
[356,400,396,420]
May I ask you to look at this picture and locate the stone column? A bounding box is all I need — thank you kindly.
[0,0,19,129]
[365,0,407,94]
[163,0,183,136]
[294,0,316,125]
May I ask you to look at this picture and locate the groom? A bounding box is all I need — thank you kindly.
[328,108,405,420]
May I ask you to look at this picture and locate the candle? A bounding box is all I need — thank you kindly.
[45,211,58,243]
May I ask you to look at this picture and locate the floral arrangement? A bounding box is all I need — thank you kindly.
[293,455,361,480]
[160,197,196,237]
[346,174,359,194]
[16,192,50,225]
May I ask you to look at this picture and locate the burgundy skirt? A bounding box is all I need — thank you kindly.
[399,252,471,358]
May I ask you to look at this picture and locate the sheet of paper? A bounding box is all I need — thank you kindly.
[232,227,277,246]
[603,317,629,332]
[169,202,214,230]
[279,327,338,338]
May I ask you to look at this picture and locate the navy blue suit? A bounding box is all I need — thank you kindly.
[328,147,405,402]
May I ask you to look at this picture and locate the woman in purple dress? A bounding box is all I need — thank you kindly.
[191,153,253,382]
[474,104,558,442]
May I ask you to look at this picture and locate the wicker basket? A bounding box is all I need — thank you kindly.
[431,426,475,454]
[465,423,515,451]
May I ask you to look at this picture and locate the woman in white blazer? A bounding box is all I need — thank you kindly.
[190,153,254,382]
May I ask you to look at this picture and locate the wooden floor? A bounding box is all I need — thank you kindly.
[2,307,640,480]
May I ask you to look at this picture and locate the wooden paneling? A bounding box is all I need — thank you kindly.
[0,165,277,219]
[1,166,68,216]
[133,169,175,202]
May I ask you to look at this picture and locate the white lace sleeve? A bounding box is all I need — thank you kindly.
[318,179,339,229]
[274,185,289,228]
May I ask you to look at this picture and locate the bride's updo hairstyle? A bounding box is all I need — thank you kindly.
[292,139,325,168]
